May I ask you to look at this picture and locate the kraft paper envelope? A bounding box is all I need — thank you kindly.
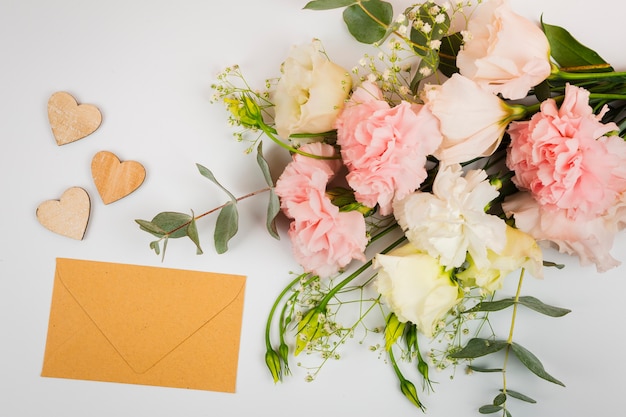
[41,258,246,392]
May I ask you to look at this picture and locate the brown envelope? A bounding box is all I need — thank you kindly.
[41,258,246,392]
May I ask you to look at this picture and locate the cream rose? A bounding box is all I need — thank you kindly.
[456,225,543,294]
[273,40,352,139]
[457,0,551,100]
[374,243,462,338]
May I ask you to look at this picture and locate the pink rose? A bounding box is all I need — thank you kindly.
[456,0,551,100]
[503,192,626,272]
[275,142,367,277]
[507,84,624,220]
[335,82,442,215]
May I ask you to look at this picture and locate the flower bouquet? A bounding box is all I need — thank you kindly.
[136,0,626,414]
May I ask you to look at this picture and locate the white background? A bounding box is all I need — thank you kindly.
[1,0,625,416]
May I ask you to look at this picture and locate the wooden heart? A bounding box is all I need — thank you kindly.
[36,187,91,240]
[48,91,102,145]
[91,151,146,204]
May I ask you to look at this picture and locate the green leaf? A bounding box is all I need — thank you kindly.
[135,219,167,237]
[510,342,565,387]
[187,212,203,255]
[534,79,551,101]
[518,296,571,317]
[542,20,613,71]
[469,365,503,373]
[303,0,355,10]
[438,32,462,78]
[493,393,506,406]
[410,49,439,92]
[504,389,537,404]
[256,142,274,188]
[149,240,160,255]
[384,313,405,351]
[214,201,239,254]
[409,3,450,56]
[543,260,565,269]
[465,298,515,313]
[479,405,502,414]
[449,338,508,359]
[343,0,393,44]
[196,163,237,202]
[266,189,280,240]
[149,212,192,238]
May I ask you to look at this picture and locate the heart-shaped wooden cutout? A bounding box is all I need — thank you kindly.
[36,187,91,240]
[48,91,102,146]
[91,151,146,204]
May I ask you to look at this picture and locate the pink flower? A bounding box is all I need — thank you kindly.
[275,142,367,277]
[456,0,551,100]
[503,192,626,272]
[335,81,442,215]
[507,84,624,220]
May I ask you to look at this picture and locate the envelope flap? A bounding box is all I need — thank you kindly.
[55,258,246,374]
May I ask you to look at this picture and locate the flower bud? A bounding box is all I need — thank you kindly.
[264,348,282,383]
[224,95,262,128]
[400,378,426,411]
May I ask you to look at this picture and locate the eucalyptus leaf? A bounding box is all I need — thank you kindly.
[343,0,393,44]
[409,3,450,56]
[303,0,355,10]
[256,142,274,188]
[214,201,239,254]
[197,163,237,202]
[149,240,161,255]
[449,338,508,359]
[518,296,571,317]
[542,21,613,71]
[266,189,280,240]
[504,389,537,404]
[135,219,167,237]
[149,212,193,239]
[187,213,203,255]
[438,32,462,78]
[469,365,503,373]
[465,298,515,313]
[384,313,405,351]
[493,393,506,406]
[510,342,565,386]
[410,50,439,93]
[478,404,502,414]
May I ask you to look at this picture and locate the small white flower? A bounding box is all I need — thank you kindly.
[429,39,442,50]
[435,13,446,24]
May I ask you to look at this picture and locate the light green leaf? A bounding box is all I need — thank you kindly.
[542,20,613,71]
[343,0,393,44]
[149,240,161,255]
[518,296,571,317]
[384,313,405,351]
[504,389,537,404]
[449,338,508,359]
[196,163,237,202]
[510,342,565,387]
[304,0,355,10]
[187,212,203,255]
[214,201,239,254]
[479,405,502,414]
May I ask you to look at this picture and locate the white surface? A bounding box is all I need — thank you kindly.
[1,0,625,416]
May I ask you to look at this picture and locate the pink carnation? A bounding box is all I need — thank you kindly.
[275,142,367,277]
[335,82,442,215]
[503,192,626,272]
[507,84,624,220]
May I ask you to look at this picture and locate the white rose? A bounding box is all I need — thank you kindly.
[273,40,352,139]
[422,74,525,164]
[456,0,551,100]
[374,243,462,338]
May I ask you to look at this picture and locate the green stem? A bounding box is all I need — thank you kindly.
[550,68,626,82]
[258,120,340,160]
[265,273,308,349]
[501,269,526,397]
